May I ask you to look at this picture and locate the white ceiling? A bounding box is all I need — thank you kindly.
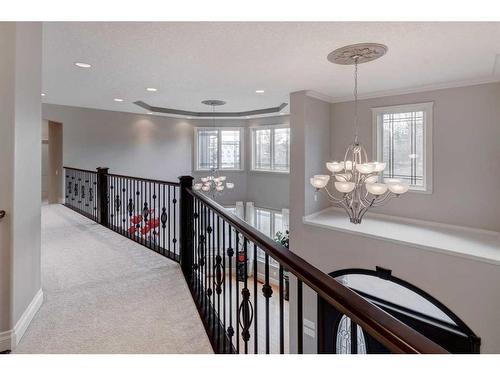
[42,22,500,115]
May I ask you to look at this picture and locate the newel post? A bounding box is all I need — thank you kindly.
[96,167,109,227]
[179,175,194,280]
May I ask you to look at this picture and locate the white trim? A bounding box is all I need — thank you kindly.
[371,102,433,194]
[304,90,334,103]
[303,207,500,267]
[193,126,245,172]
[329,76,500,103]
[0,288,43,352]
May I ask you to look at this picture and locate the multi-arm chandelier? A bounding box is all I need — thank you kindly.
[193,100,235,197]
[310,43,409,224]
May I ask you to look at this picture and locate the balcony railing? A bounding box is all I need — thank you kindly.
[63,167,448,354]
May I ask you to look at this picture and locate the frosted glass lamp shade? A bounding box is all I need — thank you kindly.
[368,162,386,172]
[201,185,210,192]
[334,181,355,193]
[335,173,352,182]
[365,175,379,183]
[344,161,353,171]
[326,161,343,173]
[388,182,409,195]
[193,183,202,191]
[356,163,376,174]
[216,185,225,192]
[200,177,208,183]
[219,176,227,181]
[366,182,388,195]
[226,182,235,189]
[310,175,330,189]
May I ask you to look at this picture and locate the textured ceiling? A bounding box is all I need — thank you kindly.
[42,22,500,115]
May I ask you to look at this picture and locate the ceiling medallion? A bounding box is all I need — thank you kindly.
[193,100,235,197]
[311,43,409,224]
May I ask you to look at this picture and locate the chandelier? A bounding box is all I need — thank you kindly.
[310,43,409,224]
[193,100,235,197]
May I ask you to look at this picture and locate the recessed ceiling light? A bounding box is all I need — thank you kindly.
[74,62,92,68]
[113,98,124,102]
[255,90,265,94]
[41,93,45,97]
[187,116,192,119]
[147,112,153,115]
[279,112,285,115]
[146,87,157,92]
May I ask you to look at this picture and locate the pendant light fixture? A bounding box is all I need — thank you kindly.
[310,43,409,224]
[193,100,235,197]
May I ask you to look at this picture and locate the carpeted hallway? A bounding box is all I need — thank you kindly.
[14,204,212,354]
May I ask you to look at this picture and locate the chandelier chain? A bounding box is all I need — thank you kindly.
[353,56,359,143]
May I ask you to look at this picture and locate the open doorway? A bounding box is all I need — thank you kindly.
[41,120,63,204]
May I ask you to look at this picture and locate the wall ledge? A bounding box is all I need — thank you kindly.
[303,207,500,266]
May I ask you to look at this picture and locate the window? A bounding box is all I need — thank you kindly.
[372,103,433,192]
[195,128,243,171]
[254,207,284,266]
[251,126,290,172]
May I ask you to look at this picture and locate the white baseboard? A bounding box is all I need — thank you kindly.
[0,288,43,352]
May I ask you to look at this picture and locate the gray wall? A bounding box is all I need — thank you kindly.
[43,104,193,182]
[331,83,500,231]
[289,87,500,353]
[44,104,290,211]
[0,22,42,338]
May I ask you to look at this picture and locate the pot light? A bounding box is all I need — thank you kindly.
[147,112,153,115]
[255,89,265,94]
[113,98,124,102]
[146,87,157,92]
[41,93,46,97]
[74,62,92,68]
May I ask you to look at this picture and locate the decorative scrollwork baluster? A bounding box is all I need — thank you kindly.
[238,288,254,343]
[143,202,149,222]
[161,207,167,228]
[214,255,224,294]
[128,199,134,216]
[115,195,121,212]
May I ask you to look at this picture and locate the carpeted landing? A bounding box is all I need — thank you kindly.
[14,204,212,354]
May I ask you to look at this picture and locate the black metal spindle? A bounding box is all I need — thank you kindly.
[227,225,234,350]
[235,230,240,353]
[279,264,284,354]
[263,253,271,354]
[351,320,358,354]
[222,219,227,353]
[253,243,258,354]
[297,279,303,354]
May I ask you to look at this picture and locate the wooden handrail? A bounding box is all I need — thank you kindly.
[106,172,180,186]
[188,188,448,354]
[63,166,97,173]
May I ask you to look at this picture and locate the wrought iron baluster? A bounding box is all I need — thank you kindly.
[263,253,272,354]
[216,215,222,352]
[222,219,227,353]
[297,279,303,354]
[279,264,285,354]
[227,225,234,349]
[173,187,177,258]
[239,237,252,354]
[235,231,240,354]
[253,243,258,354]
[351,321,358,354]
[167,186,171,259]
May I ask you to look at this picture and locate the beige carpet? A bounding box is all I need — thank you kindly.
[14,204,212,354]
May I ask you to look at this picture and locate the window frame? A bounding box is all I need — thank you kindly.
[254,206,285,266]
[193,127,245,172]
[250,124,290,174]
[371,102,433,194]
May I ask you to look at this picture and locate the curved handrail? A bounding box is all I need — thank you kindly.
[63,166,97,173]
[188,188,448,354]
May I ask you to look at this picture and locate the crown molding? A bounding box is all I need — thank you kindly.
[328,76,500,104]
[304,90,334,103]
